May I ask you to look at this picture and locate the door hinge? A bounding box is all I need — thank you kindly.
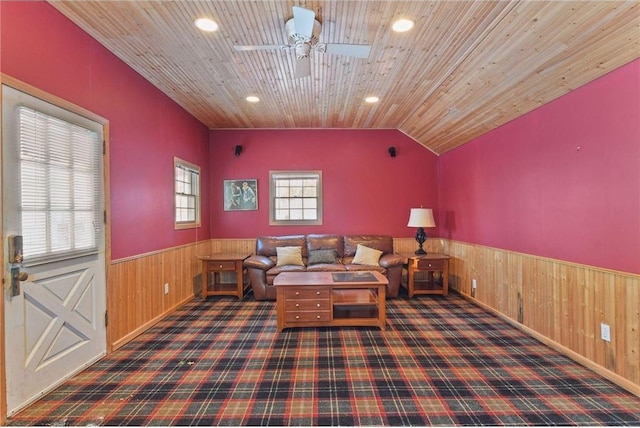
[104,311,108,327]
[103,140,106,155]
[104,210,107,224]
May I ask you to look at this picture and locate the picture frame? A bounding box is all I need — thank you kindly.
[224,179,258,211]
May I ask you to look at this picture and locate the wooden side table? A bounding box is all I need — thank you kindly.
[198,252,251,300]
[401,253,450,297]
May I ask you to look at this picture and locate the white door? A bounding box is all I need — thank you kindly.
[2,84,107,416]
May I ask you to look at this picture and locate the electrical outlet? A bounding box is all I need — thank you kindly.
[164,283,169,295]
[600,323,611,342]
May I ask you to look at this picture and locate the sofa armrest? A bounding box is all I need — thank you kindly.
[379,253,405,269]
[244,255,275,271]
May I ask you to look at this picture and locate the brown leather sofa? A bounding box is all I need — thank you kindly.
[244,234,405,300]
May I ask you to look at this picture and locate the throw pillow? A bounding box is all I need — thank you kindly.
[308,249,338,265]
[276,246,305,266]
[352,244,383,266]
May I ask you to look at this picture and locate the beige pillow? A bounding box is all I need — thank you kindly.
[352,244,383,266]
[276,246,305,266]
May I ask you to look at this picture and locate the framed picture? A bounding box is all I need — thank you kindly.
[224,179,258,211]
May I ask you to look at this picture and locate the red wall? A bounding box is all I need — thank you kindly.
[439,59,640,274]
[209,129,439,239]
[1,1,211,260]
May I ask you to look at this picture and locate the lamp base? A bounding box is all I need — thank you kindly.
[414,227,427,255]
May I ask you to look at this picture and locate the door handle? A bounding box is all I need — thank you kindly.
[14,270,28,282]
[10,266,29,297]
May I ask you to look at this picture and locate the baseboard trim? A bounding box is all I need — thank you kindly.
[111,295,195,350]
[458,291,640,398]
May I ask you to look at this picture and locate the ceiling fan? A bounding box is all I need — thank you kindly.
[233,6,372,79]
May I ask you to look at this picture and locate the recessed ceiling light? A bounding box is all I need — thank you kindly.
[392,18,415,33]
[246,96,260,103]
[364,96,379,104]
[195,18,219,32]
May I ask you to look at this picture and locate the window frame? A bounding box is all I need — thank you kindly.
[269,170,323,226]
[174,157,201,230]
[9,93,104,266]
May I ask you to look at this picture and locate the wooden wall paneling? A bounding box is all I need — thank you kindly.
[623,275,639,382]
[107,241,209,349]
[209,238,255,255]
[392,238,445,255]
[445,239,640,394]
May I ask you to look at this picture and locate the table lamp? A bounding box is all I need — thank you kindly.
[407,208,435,255]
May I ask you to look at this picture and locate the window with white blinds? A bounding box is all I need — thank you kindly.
[269,170,322,225]
[174,158,201,229]
[18,106,102,262]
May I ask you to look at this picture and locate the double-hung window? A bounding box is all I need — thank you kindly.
[270,170,322,225]
[174,157,201,229]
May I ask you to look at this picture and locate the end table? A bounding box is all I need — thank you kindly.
[401,253,450,297]
[198,252,251,300]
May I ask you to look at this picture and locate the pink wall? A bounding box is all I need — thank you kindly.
[1,2,211,260]
[439,59,640,274]
[209,129,439,239]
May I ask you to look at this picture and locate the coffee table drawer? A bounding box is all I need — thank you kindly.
[285,300,330,311]
[285,288,330,300]
[286,311,331,323]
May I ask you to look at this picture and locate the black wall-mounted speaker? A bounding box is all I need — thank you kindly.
[388,146,397,158]
[234,145,243,156]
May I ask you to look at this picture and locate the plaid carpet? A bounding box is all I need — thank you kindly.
[8,292,640,426]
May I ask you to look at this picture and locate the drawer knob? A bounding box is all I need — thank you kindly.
[295,291,300,295]
[316,315,321,319]
[428,263,432,267]
[295,303,300,307]
[295,315,300,319]
[316,291,320,295]
[316,303,320,308]
[219,264,223,269]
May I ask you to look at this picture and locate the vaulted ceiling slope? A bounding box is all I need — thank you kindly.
[48,1,639,154]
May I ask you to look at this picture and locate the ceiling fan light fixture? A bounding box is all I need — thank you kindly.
[195,18,219,32]
[392,18,415,33]
[246,96,260,103]
[365,96,379,104]
[285,17,322,46]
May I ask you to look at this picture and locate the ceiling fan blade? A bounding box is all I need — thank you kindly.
[294,57,311,79]
[324,43,372,58]
[292,6,316,38]
[234,44,289,52]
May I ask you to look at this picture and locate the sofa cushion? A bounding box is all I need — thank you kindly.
[266,264,307,279]
[352,244,383,266]
[257,235,307,257]
[344,264,386,274]
[306,263,347,272]
[276,246,305,266]
[344,235,394,256]
[308,249,338,265]
[306,234,344,258]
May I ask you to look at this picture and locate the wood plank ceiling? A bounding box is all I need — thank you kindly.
[48,1,639,154]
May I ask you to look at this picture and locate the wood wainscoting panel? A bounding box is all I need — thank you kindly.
[444,240,640,393]
[209,239,255,255]
[107,240,213,350]
[393,238,445,255]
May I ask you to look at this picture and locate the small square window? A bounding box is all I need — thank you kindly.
[269,171,322,226]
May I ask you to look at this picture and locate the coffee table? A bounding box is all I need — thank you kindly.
[274,271,388,331]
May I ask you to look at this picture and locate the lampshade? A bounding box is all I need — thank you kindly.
[407,208,436,228]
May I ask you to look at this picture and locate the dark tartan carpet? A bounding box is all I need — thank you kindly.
[9,291,640,426]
